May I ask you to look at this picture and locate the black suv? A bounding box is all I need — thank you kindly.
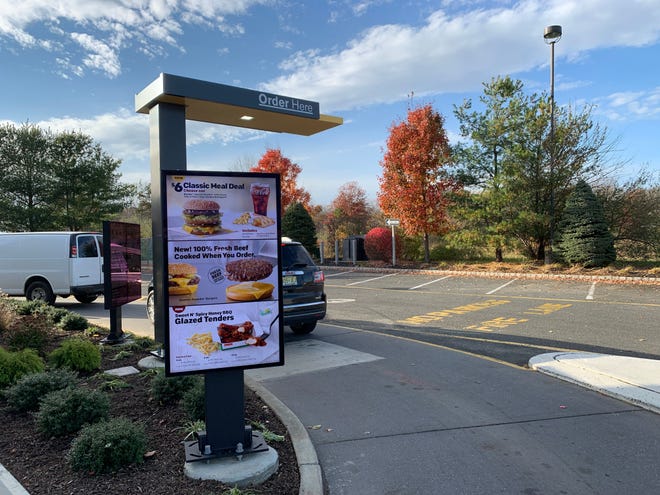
[146,238,326,334]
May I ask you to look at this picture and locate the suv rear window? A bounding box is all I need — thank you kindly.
[282,244,314,269]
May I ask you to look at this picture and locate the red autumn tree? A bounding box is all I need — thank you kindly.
[325,181,370,241]
[250,148,311,213]
[377,104,456,262]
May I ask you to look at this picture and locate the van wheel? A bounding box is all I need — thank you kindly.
[26,281,55,305]
[290,322,316,334]
[146,291,155,323]
[74,295,98,304]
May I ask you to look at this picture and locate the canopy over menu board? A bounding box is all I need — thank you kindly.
[136,73,343,136]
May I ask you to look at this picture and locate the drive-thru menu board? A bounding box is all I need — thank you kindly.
[162,171,283,375]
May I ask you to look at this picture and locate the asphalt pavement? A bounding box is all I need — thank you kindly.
[2,324,660,494]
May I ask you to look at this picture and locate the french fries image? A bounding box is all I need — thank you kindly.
[186,332,220,356]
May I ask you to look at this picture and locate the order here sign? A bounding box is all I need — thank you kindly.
[161,170,284,376]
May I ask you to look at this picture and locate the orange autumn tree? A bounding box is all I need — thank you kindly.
[250,148,311,214]
[378,104,456,262]
[325,181,370,242]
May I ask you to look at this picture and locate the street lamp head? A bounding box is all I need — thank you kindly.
[544,25,562,43]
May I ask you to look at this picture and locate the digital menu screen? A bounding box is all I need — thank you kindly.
[161,171,283,375]
[103,221,142,309]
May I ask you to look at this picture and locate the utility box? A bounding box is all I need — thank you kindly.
[342,236,367,262]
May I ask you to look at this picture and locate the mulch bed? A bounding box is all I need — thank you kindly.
[0,330,300,495]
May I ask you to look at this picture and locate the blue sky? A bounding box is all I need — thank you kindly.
[1,0,659,206]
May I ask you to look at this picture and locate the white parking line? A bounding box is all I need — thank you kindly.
[409,275,452,290]
[325,270,355,277]
[586,282,596,300]
[485,278,518,295]
[347,273,398,286]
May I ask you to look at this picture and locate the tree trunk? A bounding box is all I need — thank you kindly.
[423,232,430,263]
[495,246,503,262]
[536,241,545,261]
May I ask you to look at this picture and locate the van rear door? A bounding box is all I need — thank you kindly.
[71,234,103,287]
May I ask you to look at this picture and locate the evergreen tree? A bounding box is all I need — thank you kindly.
[282,202,318,255]
[557,180,616,267]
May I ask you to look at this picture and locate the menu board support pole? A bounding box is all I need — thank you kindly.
[149,102,187,347]
[204,369,251,454]
[102,307,126,344]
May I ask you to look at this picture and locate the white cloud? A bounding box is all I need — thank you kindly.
[597,88,660,121]
[0,0,270,78]
[23,110,263,178]
[261,0,660,112]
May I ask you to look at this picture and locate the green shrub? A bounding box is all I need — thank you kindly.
[0,347,45,389]
[181,378,206,421]
[124,335,157,351]
[4,369,79,412]
[150,369,199,405]
[14,300,50,316]
[49,338,101,372]
[48,307,72,325]
[57,313,88,331]
[36,387,109,437]
[68,417,146,474]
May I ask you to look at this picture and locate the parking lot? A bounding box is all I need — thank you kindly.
[322,268,660,363]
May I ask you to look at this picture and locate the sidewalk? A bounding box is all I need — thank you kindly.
[529,352,660,415]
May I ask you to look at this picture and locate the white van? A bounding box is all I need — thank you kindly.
[0,232,104,305]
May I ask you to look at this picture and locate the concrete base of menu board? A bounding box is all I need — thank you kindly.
[184,445,279,487]
[136,356,279,488]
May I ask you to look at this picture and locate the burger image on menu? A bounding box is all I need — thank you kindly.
[168,263,200,295]
[182,199,222,235]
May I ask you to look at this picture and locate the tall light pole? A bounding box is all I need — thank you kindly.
[544,24,562,265]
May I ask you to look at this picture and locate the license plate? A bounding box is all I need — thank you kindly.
[282,275,298,287]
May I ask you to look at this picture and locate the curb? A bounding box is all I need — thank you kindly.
[245,376,324,495]
[529,352,660,415]
[320,264,660,285]
[0,464,29,495]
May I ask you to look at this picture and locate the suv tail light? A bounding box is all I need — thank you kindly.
[313,270,324,283]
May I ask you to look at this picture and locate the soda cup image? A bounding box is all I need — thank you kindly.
[250,183,270,216]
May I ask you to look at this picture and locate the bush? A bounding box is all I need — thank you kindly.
[68,417,146,474]
[36,387,109,437]
[181,378,206,421]
[49,338,101,372]
[5,315,51,353]
[48,307,74,325]
[14,300,51,316]
[0,297,18,333]
[364,227,401,263]
[150,368,199,405]
[57,312,88,331]
[4,369,79,412]
[0,347,45,389]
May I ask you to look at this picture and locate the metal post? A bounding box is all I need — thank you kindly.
[204,369,251,454]
[391,225,396,268]
[546,40,556,264]
[351,238,357,264]
[149,103,187,345]
[544,25,561,265]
